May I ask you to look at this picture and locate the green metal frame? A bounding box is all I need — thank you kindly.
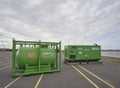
[12,39,61,77]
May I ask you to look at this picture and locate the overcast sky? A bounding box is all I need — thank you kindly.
[0,0,120,49]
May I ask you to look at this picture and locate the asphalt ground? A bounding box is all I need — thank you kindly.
[0,51,120,88]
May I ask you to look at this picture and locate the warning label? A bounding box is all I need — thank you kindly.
[28,53,35,58]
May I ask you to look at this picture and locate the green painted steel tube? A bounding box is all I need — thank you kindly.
[12,39,16,76]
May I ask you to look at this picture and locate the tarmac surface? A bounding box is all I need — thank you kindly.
[0,51,120,88]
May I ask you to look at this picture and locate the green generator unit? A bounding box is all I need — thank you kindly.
[12,39,61,76]
[64,45,101,63]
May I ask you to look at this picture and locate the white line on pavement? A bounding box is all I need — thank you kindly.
[0,65,11,70]
[4,76,21,88]
[0,62,11,65]
[0,62,4,63]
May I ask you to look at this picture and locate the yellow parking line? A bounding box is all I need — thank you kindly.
[72,65,99,88]
[78,65,115,88]
[34,74,44,88]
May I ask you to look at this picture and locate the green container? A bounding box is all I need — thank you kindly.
[17,47,56,69]
[64,45,101,62]
[12,39,61,77]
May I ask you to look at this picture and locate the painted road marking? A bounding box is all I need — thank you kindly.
[4,76,21,88]
[0,62,11,66]
[78,65,115,88]
[3,62,11,65]
[0,65,11,70]
[72,65,99,88]
[34,74,44,88]
[0,62,4,63]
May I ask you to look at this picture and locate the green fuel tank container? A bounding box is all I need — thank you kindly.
[16,47,56,69]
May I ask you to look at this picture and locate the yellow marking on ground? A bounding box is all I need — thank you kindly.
[78,65,115,88]
[34,74,44,88]
[72,65,99,88]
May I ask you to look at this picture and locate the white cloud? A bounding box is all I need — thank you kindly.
[0,0,120,49]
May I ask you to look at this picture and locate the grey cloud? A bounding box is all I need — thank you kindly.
[0,0,120,49]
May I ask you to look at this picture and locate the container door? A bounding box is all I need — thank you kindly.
[77,47,85,60]
[69,50,76,59]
